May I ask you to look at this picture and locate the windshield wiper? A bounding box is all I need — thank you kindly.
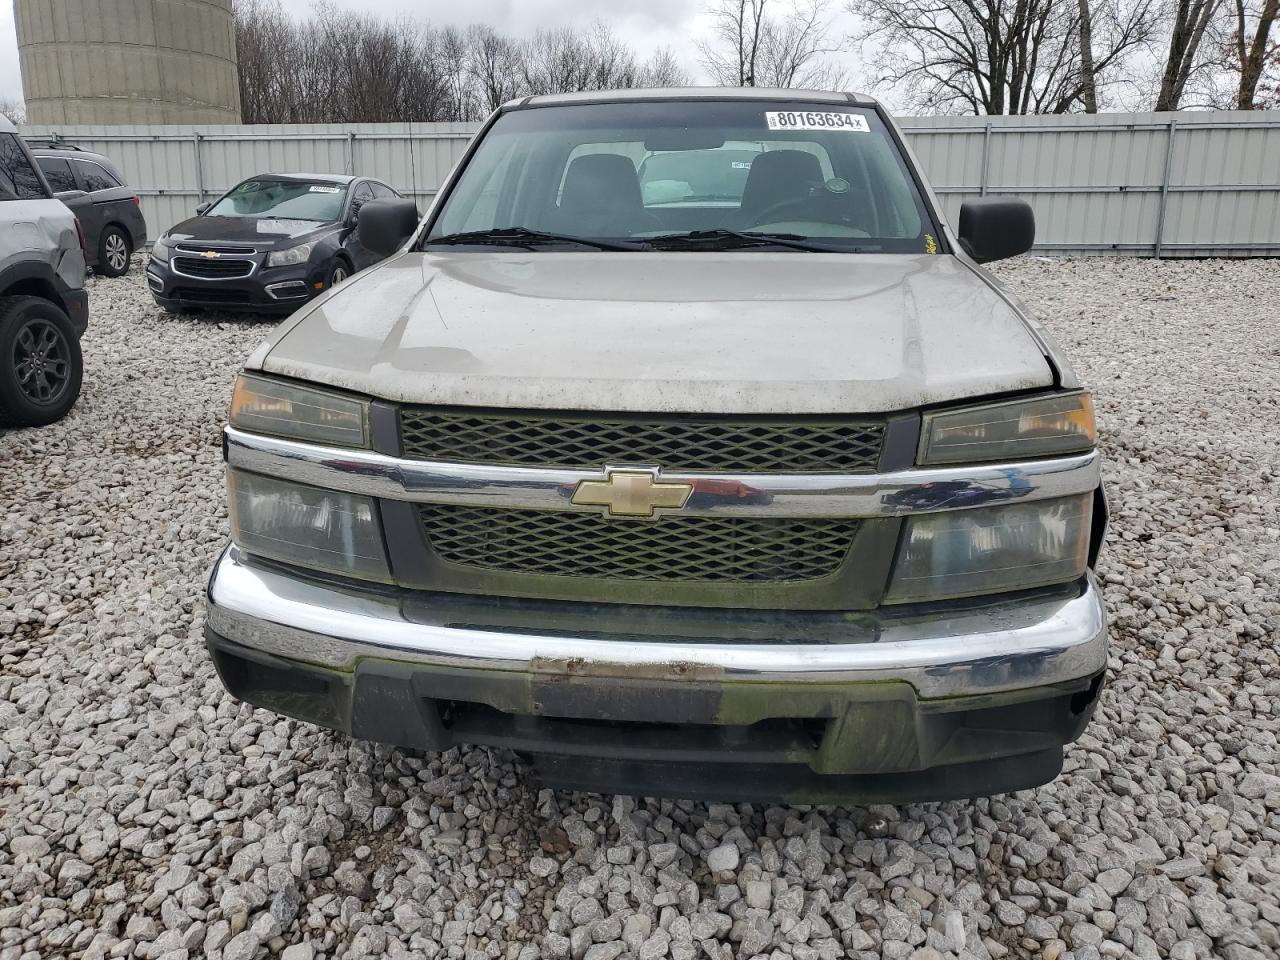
[426,227,645,252]
[646,229,851,253]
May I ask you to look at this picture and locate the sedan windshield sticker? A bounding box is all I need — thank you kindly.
[309,185,342,193]
[765,111,869,132]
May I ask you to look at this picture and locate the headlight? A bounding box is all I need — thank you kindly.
[228,470,391,582]
[150,237,173,262]
[266,242,316,267]
[885,494,1092,603]
[920,392,1095,465]
[230,373,368,447]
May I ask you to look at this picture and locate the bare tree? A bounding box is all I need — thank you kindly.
[1078,0,1101,111]
[757,0,848,87]
[437,27,479,121]
[583,21,643,90]
[1228,0,1280,106]
[849,0,1154,113]
[0,100,27,125]
[639,48,692,87]
[1259,19,1280,103]
[700,0,767,85]
[1154,0,1221,109]
[467,25,524,113]
[700,0,843,87]
[234,0,303,123]
[520,22,654,97]
[232,5,692,124]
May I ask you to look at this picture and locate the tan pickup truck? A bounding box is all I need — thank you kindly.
[206,88,1107,803]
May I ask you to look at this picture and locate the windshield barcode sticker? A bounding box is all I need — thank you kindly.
[309,185,342,193]
[765,111,869,132]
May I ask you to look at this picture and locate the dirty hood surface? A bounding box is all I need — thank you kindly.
[257,252,1053,414]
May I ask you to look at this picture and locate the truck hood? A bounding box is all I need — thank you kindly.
[255,252,1053,414]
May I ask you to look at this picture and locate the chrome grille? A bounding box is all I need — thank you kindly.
[419,506,858,583]
[399,409,885,472]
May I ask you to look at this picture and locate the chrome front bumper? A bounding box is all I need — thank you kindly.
[206,544,1107,700]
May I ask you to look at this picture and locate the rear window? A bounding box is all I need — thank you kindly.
[72,159,122,192]
[0,134,47,201]
[638,142,834,206]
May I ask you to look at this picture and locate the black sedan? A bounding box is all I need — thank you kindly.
[146,174,406,315]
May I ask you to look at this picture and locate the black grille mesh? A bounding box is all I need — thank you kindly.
[399,409,884,472]
[419,506,857,582]
[173,256,254,278]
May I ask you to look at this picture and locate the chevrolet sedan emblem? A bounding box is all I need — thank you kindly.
[203,250,221,259]
[571,469,693,518]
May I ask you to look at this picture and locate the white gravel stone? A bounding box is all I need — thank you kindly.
[0,260,1277,958]
[706,843,740,873]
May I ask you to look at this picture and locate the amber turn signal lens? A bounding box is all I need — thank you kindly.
[920,392,1096,465]
[229,373,369,447]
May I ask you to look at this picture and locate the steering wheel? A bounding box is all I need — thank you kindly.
[746,196,824,228]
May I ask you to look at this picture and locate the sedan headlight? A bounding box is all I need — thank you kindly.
[150,237,174,262]
[228,470,391,581]
[230,373,368,447]
[266,241,316,267]
[885,494,1092,603]
[920,392,1095,465]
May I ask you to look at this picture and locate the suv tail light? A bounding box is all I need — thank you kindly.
[133,195,141,207]
[74,219,87,256]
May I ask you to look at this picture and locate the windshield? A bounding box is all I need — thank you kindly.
[207,178,347,221]
[426,100,937,253]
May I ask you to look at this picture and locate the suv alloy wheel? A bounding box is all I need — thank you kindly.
[0,296,84,427]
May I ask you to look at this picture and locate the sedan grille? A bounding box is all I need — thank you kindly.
[173,256,254,279]
[419,506,858,583]
[399,409,885,472]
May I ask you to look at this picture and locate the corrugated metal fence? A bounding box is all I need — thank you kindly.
[899,112,1280,257]
[21,111,1280,256]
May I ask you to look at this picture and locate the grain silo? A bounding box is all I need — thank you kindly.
[15,0,242,125]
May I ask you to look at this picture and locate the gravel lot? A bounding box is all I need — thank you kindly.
[1,256,1277,960]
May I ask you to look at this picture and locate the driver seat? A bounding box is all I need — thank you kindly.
[738,150,824,227]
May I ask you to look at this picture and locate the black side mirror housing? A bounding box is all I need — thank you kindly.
[358,198,420,255]
[196,201,211,215]
[957,198,1035,263]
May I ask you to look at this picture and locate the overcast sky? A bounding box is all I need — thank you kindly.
[0,0,873,110]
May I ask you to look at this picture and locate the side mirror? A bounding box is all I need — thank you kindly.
[358,198,420,255]
[957,198,1035,263]
[196,201,211,215]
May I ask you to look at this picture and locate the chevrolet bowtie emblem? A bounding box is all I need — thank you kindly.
[203,250,221,258]
[571,469,693,518]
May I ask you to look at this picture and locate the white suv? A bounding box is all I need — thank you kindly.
[0,114,88,427]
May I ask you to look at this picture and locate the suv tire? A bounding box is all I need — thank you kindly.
[98,226,132,278]
[0,296,84,427]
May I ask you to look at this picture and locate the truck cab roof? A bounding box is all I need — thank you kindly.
[512,87,880,109]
